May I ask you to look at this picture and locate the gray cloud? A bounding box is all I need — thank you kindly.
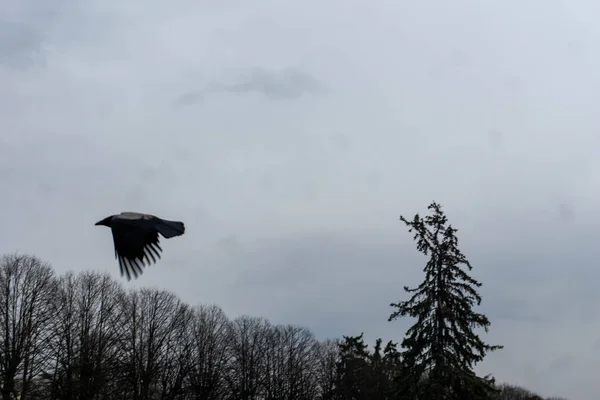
[0,21,45,68]
[174,67,325,106]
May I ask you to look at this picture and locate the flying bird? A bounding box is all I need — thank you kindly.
[95,212,185,280]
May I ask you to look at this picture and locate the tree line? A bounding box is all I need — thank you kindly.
[0,202,568,400]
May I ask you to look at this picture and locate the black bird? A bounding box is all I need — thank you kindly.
[95,212,185,280]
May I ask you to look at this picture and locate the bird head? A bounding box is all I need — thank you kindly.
[94,216,113,227]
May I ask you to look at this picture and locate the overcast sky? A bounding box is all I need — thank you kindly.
[2,0,600,398]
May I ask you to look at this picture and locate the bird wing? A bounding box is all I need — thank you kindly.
[118,212,155,220]
[110,225,163,280]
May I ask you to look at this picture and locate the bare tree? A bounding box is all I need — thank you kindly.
[76,271,126,399]
[262,324,319,400]
[46,271,78,400]
[224,316,270,400]
[492,384,548,400]
[313,339,338,400]
[186,304,231,400]
[156,302,194,400]
[0,253,57,400]
[45,271,126,400]
[0,253,564,400]
[118,288,190,400]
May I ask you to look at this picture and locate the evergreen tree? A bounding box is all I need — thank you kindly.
[333,334,402,400]
[370,339,402,400]
[334,334,372,400]
[388,202,503,400]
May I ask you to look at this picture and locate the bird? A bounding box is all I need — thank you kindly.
[95,212,185,280]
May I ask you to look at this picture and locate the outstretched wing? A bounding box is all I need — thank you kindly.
[110,225,163,280]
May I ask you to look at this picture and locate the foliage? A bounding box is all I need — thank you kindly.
[388,202,503,399]
[0,242,566,400]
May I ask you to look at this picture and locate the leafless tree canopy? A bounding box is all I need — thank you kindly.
[0,253,567,400]
[0,254,57,400]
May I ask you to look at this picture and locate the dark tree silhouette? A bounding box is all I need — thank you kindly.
[118,288,191,400]
[262,324,318,400]
[0,251,568,400]
[186,304,231,400]
[388,202,503,399]
[0,253,57,400]
[369,338,401,400]
[224,316,270,400]
[334,334,372,400]
[313,338,337,400]
[492,383,542,400]
[157,303,194,400]
[47,271,125,400]
[333,334,400,400]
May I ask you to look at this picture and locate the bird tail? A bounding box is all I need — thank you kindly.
[156,219,185,238]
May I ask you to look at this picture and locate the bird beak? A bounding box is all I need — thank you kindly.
[94,220,103,226]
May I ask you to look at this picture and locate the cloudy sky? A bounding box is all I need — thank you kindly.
[2,0,600,398]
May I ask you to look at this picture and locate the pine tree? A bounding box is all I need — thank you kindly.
[333,334,402,400]
[388,202,503,400]
[334,333,373,400]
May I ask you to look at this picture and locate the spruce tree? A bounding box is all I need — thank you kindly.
[388,202,503,399]
[334,333,373,400]
[334,334,402,400]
